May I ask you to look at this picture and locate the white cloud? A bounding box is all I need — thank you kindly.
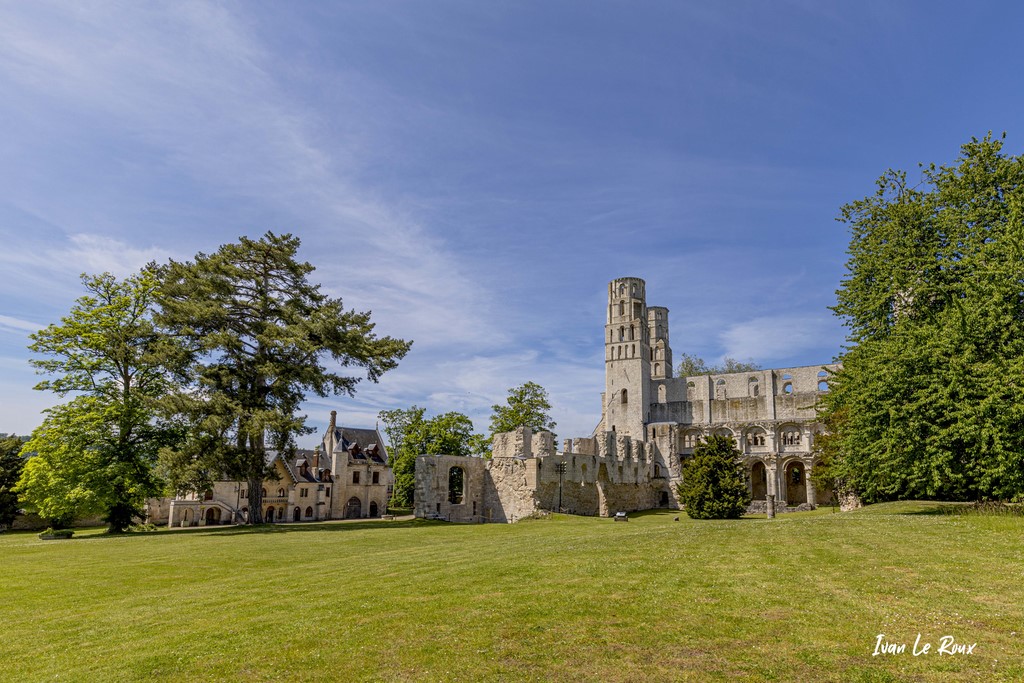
[719,315,841,362]
[0,315,42,334]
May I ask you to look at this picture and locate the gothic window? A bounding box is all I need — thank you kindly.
[619,327,625,341]
[305,506,313,518]
[277,488,285,498]
[629,325,635,340]
[654,363,661,376]
[621,389,628,404]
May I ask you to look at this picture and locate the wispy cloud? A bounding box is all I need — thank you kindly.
[0,315,42,334]
[719,315,843,363]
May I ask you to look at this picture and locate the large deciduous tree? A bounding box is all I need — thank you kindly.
[380,407,481,507]
[820,134,1024,502]
[157,232,411,523]
[17,272,178,531]
[488,381,556,438]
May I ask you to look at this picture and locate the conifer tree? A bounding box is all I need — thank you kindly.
[156,232,411,523]
[676,435,750,519]
[821,134,1024,502]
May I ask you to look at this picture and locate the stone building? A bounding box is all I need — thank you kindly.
[415,277,837,523]
[165,411,392,526]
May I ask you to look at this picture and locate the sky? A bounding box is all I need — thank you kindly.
[1,1,1022,446]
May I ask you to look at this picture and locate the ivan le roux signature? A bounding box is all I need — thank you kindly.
[873,633,976,656]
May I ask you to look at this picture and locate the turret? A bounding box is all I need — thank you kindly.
[647,306,673,379]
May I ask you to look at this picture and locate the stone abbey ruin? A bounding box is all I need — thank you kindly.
[416,277,837,522]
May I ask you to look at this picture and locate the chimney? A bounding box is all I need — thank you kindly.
[313,444,320,470]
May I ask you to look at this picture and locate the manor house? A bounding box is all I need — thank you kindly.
[165,411,392,526]
[415,277,837,522]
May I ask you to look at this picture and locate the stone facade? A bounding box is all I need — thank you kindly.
[165,411,393,527]
[415,277,836,523]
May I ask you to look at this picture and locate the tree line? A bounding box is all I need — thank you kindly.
[10,233,412,531]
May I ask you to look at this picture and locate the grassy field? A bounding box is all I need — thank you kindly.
[2,502,1022,682]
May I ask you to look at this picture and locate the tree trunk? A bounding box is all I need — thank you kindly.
[247,474,264,524]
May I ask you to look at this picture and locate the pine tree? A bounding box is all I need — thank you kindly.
[156,232,411,523]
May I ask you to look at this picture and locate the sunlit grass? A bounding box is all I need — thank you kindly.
[2,502,1021,682]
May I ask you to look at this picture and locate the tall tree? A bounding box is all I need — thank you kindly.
[821,134,1024,502]
[0,435,26,528]
[488,381,556,437]
[17,271,178,531]
[157,232,411,523]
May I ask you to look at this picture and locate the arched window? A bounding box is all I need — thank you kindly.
[715,379,726,399]
[658,384,666,402]
[629,325,635,340]
[277,488,285,498]
[818,381,829,391]
[619,300,625,315]
[619,327,625,341]
[346,497,361,519]
[293,507,300,522]
[261,488,267,498]
[818,370,828,377]
[305,506,313,518]
[621,389,628,404]
[783,383,793,394]
[654,363,661,376]
[448,467,465,504]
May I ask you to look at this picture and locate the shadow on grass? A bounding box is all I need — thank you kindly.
[71,517,444,541]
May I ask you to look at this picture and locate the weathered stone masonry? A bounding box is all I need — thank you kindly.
[415,277,837,523]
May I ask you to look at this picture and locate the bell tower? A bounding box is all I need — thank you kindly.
[604,277,651,439]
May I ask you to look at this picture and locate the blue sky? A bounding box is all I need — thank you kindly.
[1,1,1021,445]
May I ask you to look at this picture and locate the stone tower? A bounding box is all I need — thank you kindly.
[647,306,672,380]
[604,277,651,438]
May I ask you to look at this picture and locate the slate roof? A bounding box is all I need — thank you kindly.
[328,427,390,464]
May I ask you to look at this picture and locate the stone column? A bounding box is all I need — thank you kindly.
[805,460,817,507]
[767,494,776,519]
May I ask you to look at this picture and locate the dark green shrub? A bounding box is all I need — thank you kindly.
[676,435,751,519]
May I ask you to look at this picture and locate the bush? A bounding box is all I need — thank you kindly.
[38,527,74,539]
[676,435,751,519]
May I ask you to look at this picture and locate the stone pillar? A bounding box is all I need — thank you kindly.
[766,494,776,519]
[766,458,778,497]
[805,460,817,507]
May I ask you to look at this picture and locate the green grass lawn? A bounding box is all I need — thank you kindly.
[2,503,1022,682]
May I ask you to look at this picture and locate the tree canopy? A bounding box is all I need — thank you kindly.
[820,134,1024,502]
[676,353,761,377]
[379,406,481,507]
[488,381,556,438]
[17,272,178,531]
[676,435,750,519]
[156,232,411,523]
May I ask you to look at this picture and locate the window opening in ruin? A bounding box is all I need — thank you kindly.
[783,383,793,394]
[632,344,635,356]
[621,389,628,404]
[372,471,380,484]
[782,373,792,380]
[818,370,828,377]
[448,466,465,504]
[818,381,828,391]
[353,471,360,484]
[791,467,802,484]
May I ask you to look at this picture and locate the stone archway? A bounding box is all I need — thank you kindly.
[751,461,767,500]
[205,507,220,525]
[369,501,379,517]
[266,506,275,523]
[785,461,807,505]
[346,497,361,519]
[293,506,301,522]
